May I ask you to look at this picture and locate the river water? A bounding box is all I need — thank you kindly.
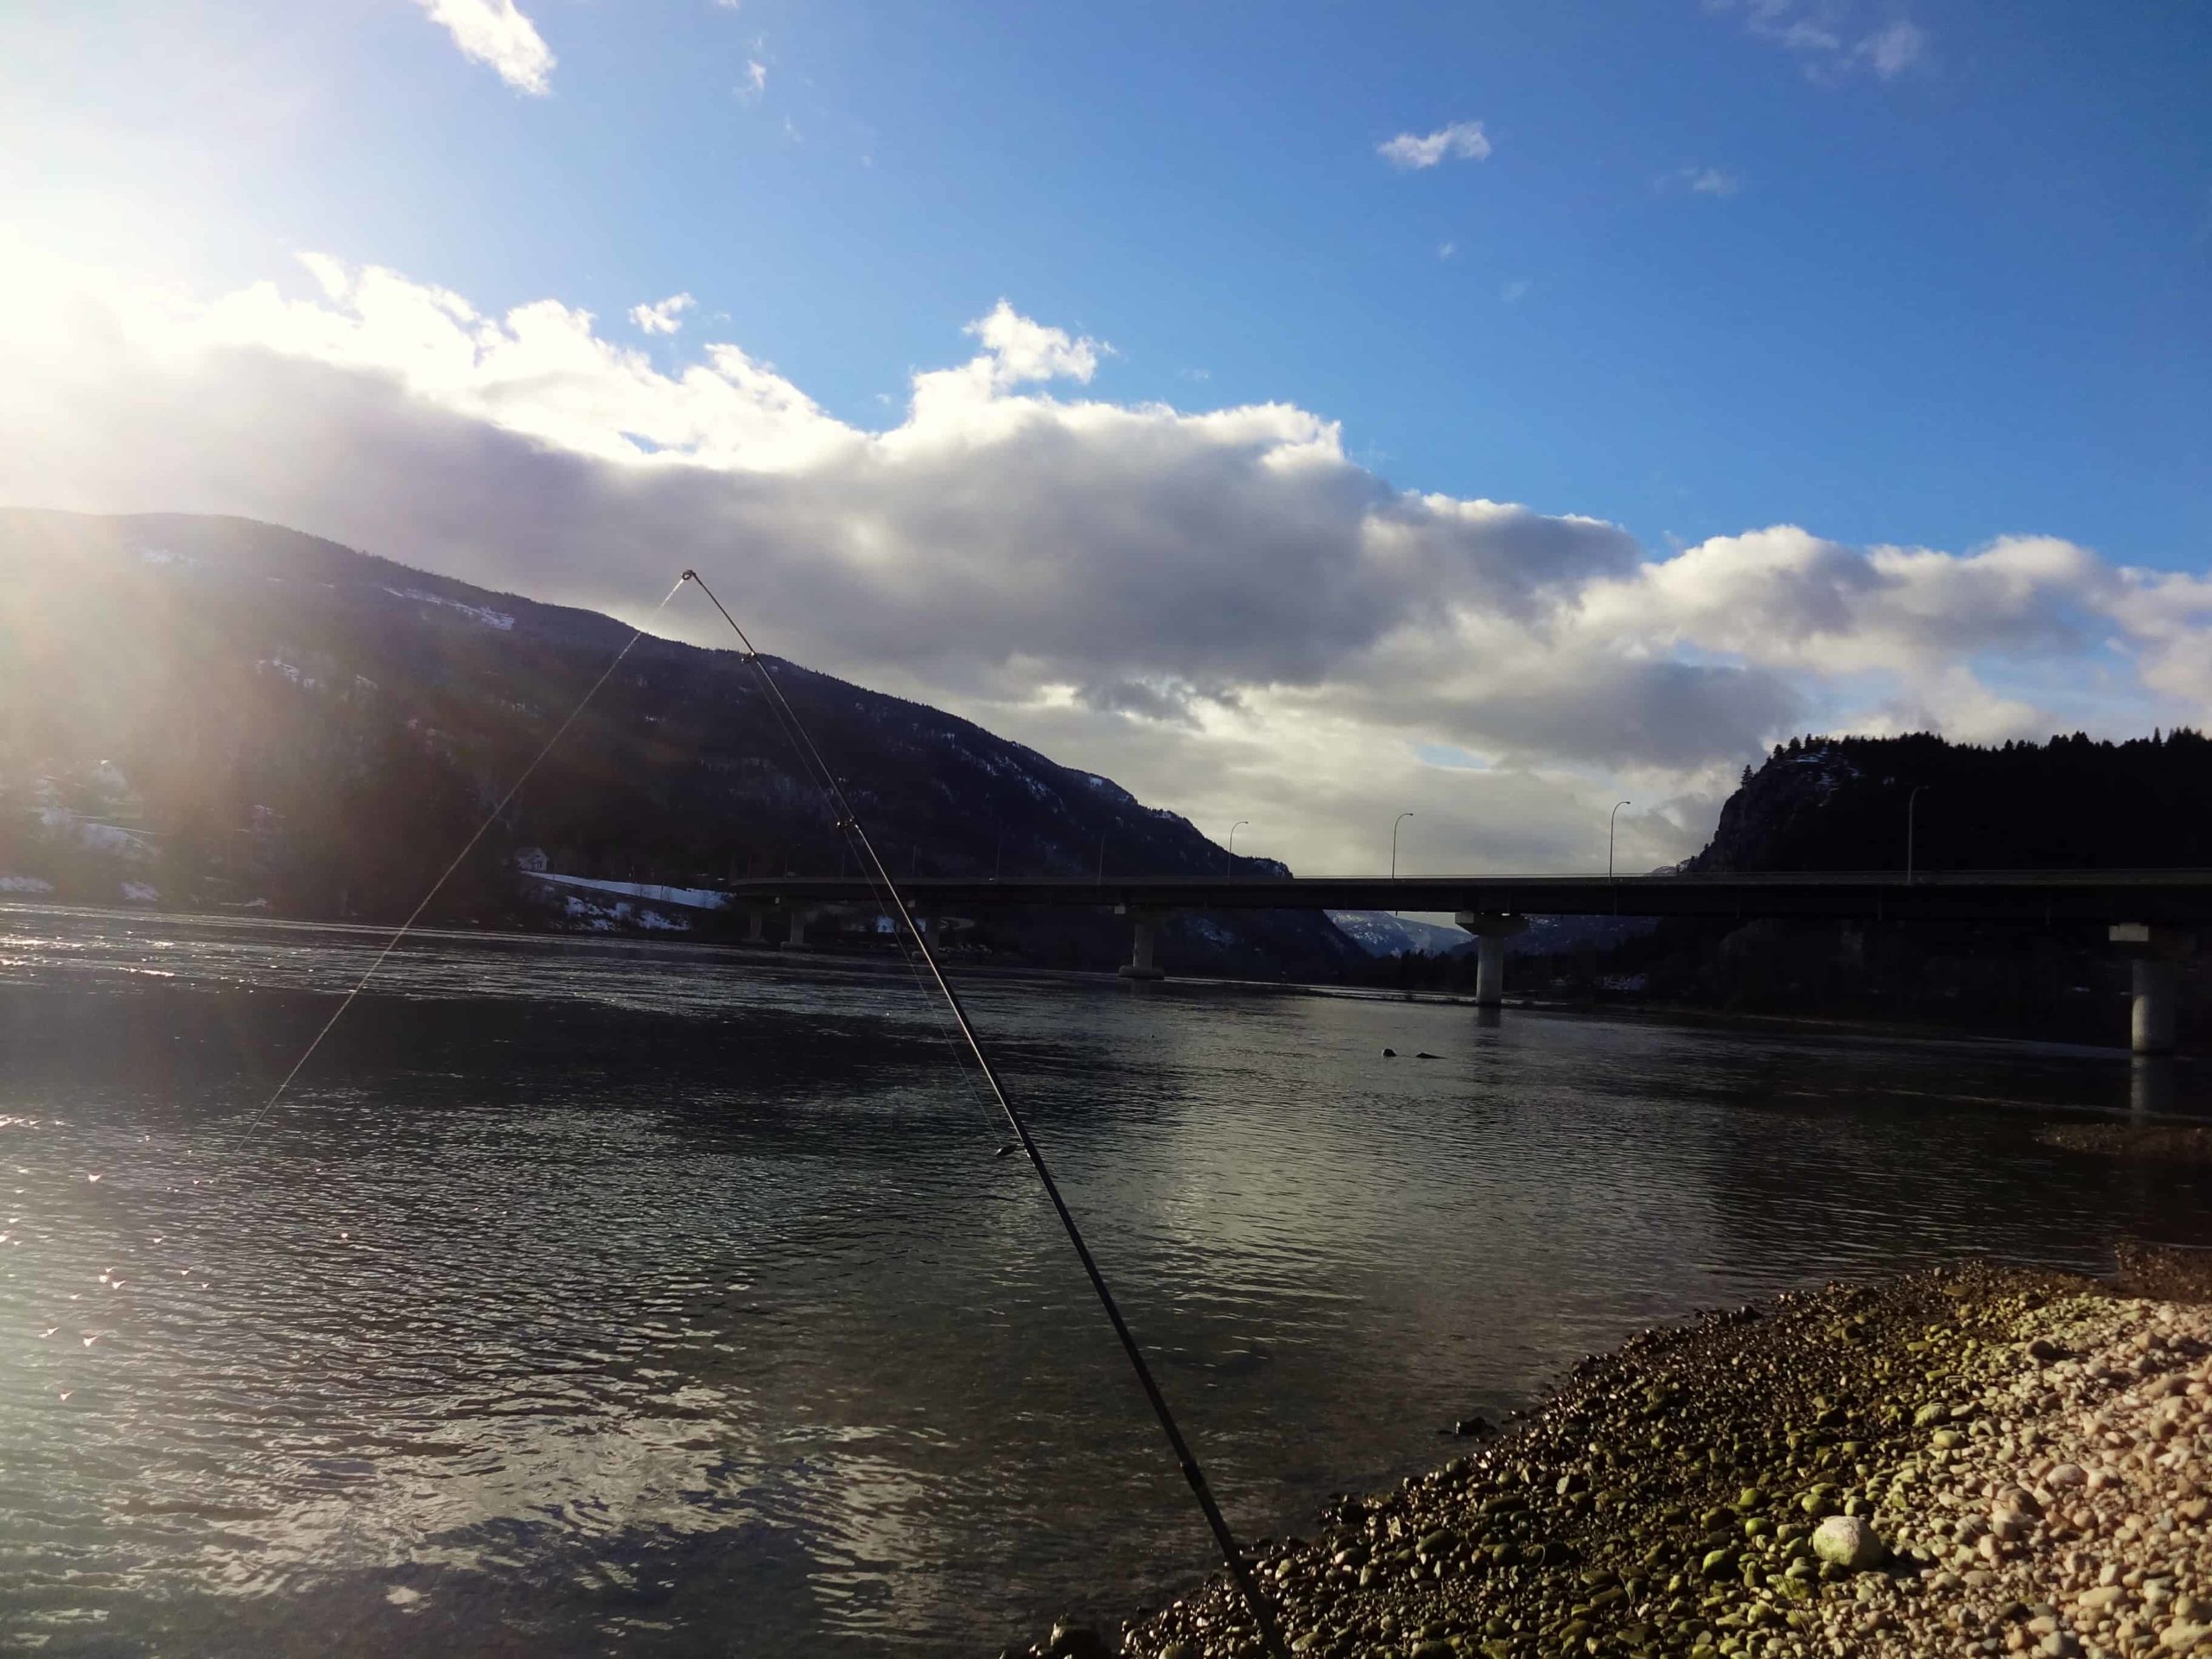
[0,904,2206,1656]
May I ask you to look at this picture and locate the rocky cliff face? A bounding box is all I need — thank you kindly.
[0,510,1360,978]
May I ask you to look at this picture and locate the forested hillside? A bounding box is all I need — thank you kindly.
[1699,731,2212,874]
[1635,733,2211,1042]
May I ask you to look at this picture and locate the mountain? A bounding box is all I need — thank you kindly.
[1637,731,2212,1039]
[0,510,1362,979]
[1325,910,1476,957]
[1697,731,2212,874]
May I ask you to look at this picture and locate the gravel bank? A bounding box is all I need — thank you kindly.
[1037,1261,2212,1659]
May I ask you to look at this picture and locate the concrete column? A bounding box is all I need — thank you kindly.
[1475,934,1508,1007]
[2133,957,2180,1055]
[2110,924,2194,1056]
[784,906,813,950]
[743,905,768,945]
[1454,912,1529,1009]
[1116,906,1167,981]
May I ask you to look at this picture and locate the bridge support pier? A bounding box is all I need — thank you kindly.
[742,905,769,945]
[2134,959,2181,1055]
[2110,924,2194,1055]
[1455,912,1529,1008]
[783,906,815,950]
[1116,906,1167,981]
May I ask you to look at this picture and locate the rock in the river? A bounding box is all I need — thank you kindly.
[1048,1622,1109,1659]
[1811,1514,1885,1571]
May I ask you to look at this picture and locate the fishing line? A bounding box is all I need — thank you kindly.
[713,626,1008,1145]
[679,569,1291,1659]
[235,577,689,1141]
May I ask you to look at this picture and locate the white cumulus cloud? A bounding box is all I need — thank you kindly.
[1377,121,1492,170]
[414,0,556,95]
[630,293,696,336]
[0,243,2198,874]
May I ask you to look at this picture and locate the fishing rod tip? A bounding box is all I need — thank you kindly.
[680,569,698,582]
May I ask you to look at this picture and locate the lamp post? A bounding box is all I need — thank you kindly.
[1096,833,1109,884]
[1906,785,1929,887]
[1225,819,1249,878]
[1390,811,1414,918]
[1608,801,1631,880]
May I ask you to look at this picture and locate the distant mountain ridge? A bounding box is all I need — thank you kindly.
[0,510,1361,978]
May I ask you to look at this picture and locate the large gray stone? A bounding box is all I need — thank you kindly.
[1811,1515,1885,1571]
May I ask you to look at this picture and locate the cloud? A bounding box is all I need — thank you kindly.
[1437,241,1458,262]
[630,293,696,336]
[741,59,767,100]
[413,0,555,95]
[1500,279,1531,303]
[2,245,2200,875]
[1853,18,1928,78]
[1665,166,1743,197]
[1708,1,1929,82]
[1377,121,1491,170]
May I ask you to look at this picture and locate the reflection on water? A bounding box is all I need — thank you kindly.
[0,903,2208,1655]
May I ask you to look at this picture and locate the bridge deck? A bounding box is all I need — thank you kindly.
[714,869,2212,925]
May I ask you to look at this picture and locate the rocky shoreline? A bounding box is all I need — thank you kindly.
[1027,1255,2212,1659]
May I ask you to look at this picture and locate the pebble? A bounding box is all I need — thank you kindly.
[1092,1268,2212,1659]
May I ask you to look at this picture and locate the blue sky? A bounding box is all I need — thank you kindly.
[3,1,2209,872]
[16,2,2210,559]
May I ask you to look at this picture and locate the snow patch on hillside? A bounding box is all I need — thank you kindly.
[526,871,728,910]
[385,587,516,631]
[1328,910,1471,957]
[257,658,320,690]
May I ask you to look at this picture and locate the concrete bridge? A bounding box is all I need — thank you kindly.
[709,868,2210,1054]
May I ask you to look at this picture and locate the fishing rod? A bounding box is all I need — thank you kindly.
[679,569,1292,1659]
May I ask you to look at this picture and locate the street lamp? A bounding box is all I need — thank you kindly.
[1906,785,1929,886]
[1390,811,1414,918]
[1609,801,1631,880]
[1096,833,1109,884]
[1225,819,1249,878]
